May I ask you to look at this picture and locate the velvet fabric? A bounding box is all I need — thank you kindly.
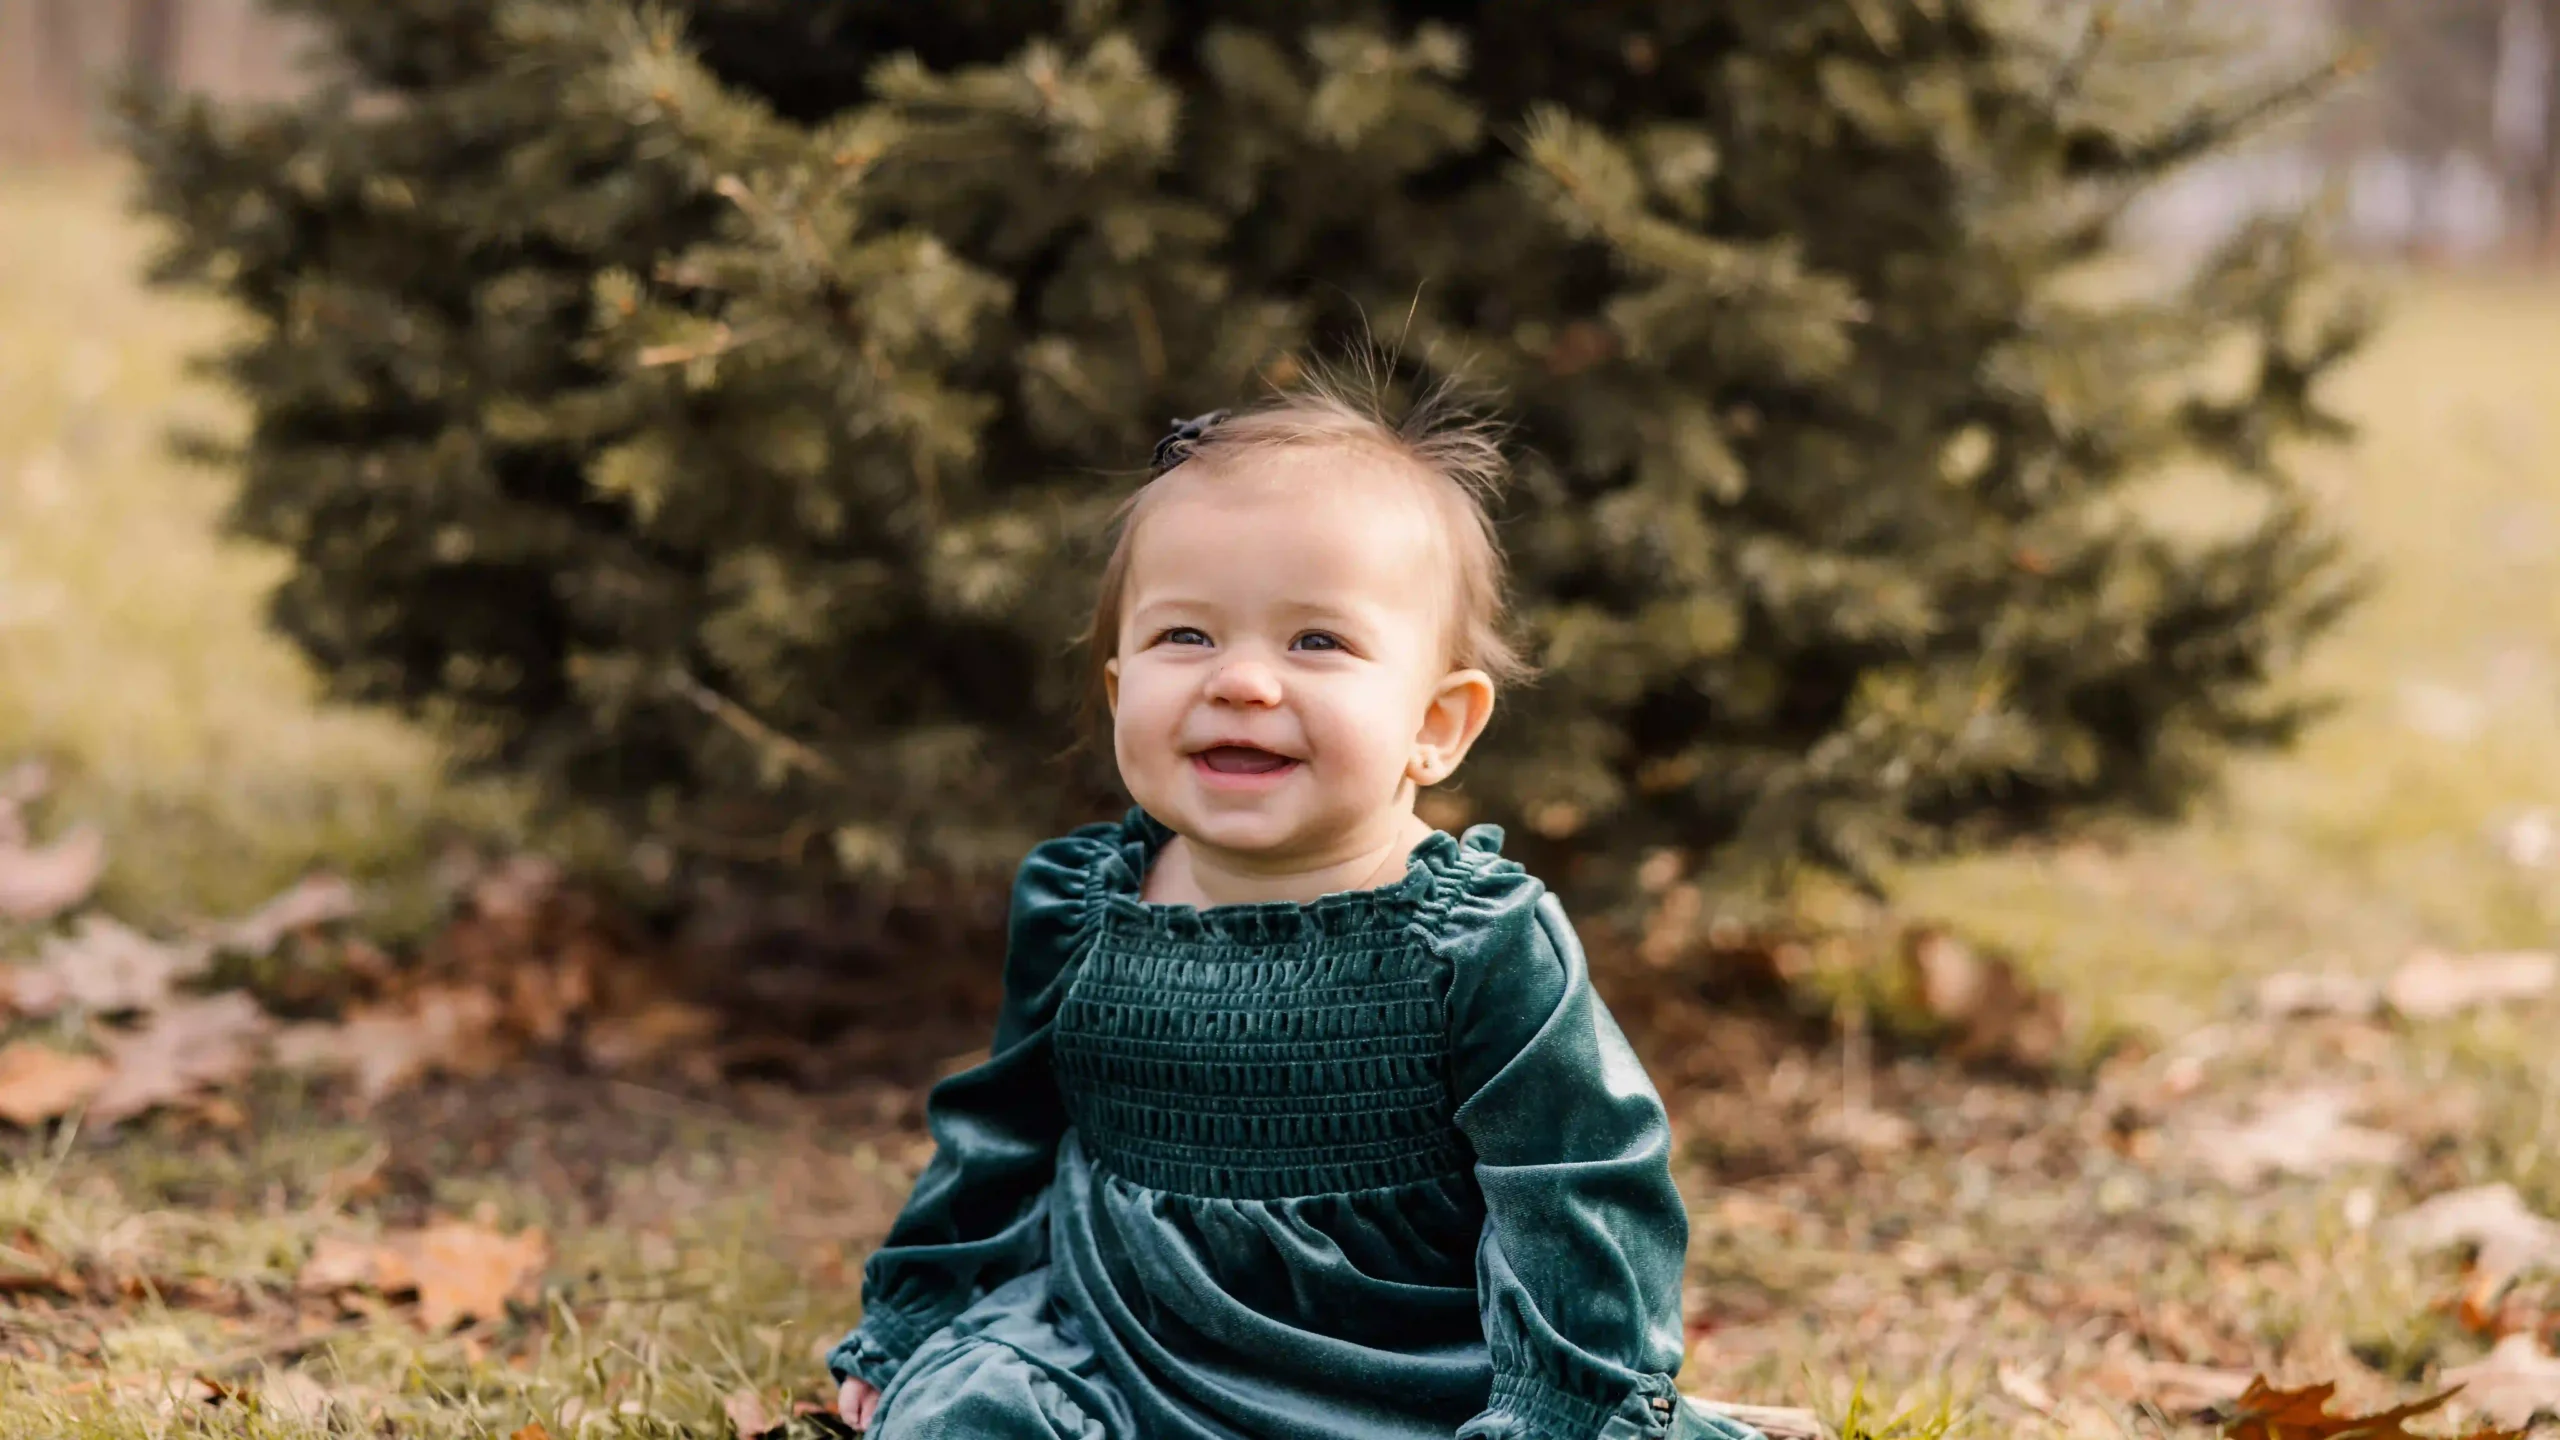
[827,810,1750,1440]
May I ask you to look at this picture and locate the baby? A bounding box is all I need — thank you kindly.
[827,376,1741,1440]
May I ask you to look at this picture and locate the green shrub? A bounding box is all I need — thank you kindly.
[125,0,2368,903]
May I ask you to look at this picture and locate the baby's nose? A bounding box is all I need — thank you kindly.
[1203,658,1283,705]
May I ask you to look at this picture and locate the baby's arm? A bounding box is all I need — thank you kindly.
[1446,882,1691,1440]
[823,830,1108,1399]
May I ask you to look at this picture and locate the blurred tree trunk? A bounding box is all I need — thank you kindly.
[130,0,181,87]
[1,0,303,160]
[2540,0,2560,256]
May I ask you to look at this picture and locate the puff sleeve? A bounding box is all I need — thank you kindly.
[824,828,1110,1392]
[1439,839,1692,1440]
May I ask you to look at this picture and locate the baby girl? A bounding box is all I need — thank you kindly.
[826,378,1745,1440]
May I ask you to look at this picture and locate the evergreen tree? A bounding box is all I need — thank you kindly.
[124,1,2369,902]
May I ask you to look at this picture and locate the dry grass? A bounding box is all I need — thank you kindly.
[0,166,516,930]
[3,163,2559,1437]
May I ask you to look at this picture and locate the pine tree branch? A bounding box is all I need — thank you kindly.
[663,667,844,785]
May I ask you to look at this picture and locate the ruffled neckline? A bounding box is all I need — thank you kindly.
[1088,806,1505,946]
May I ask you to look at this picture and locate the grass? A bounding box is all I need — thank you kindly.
[3,162,2559,1437]
[1894,266,2560,1048]
[0,167,515,929]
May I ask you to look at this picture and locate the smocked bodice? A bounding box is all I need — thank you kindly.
[1052,909,1467,1200]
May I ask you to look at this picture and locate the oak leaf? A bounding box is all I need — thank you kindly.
[219,873,360,956]
[5,917,210,1018]
[2385,1184,2560,1321]
[393,1220,550,1331]
[0,1041,111,1126]
[86,993,272,1122]
[2216,1376,2524,1440]
[2442,1334,2560,1431]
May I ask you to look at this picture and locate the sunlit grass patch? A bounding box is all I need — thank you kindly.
[0,166,515,928]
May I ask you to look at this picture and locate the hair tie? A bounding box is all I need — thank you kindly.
[1149,410,1229,476]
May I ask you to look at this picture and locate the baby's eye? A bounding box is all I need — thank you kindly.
[1156,626,1212,647]
[1291,631,1345,652]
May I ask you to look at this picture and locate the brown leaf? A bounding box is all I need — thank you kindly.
[219,873,360,956]
[1996,1362,2060,1416]
[296,1234,383,1293]
[297,1220,549,1329]
[87,992,272,1123]
[2216,1378,2469,1440]
[0,1041,111,1126]
[724,1387,778,1437]
[4,917,209,1018]
[2386,1185,2560,1318]
[2386,951,2558,1020]
[2442,1333,2560,1430]
[0,824,104,923]
[274,984,510,1104]
[582,1000,721,1072]
[2183,1089,2407,1187]
[406,1220,548,1331]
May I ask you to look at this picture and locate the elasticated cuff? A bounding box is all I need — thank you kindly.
[1460,1371,1687,1440]
[824,1307,931,1390]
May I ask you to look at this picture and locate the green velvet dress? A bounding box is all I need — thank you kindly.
[827,809,1744,1440]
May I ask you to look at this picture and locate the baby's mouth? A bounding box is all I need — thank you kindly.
[1194,745,1298,776]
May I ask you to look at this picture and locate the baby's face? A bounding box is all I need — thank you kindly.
[1104,446,1476,866]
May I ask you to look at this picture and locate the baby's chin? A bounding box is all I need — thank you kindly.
[1144,787,1344,857]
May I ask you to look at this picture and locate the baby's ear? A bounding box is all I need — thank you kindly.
[1102,657,1122,717]
[1411,668,1496,786]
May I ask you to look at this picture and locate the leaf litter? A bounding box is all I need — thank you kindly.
[6,757,2560,1434]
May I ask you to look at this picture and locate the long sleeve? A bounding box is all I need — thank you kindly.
[825,827,1111,1392]
[1439,844,1691,1440]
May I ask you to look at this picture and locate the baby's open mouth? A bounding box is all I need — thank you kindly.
[1195,745,1298,775]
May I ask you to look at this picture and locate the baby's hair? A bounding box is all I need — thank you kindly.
[1076,358,1536,752]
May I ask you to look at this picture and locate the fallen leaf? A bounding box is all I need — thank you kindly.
[219,873,360,956]
[2443,1332,2560,1429]
[297,1234,383,1293]
[2385,1184,2560,1317]
[582,999,721,1072]
[0,1041,111,1126]
[2252,970,2383,1019]
[274,984,509,1104]
[5,917,212,1018]
[2184,1089,2407,1187]
[253,1368,339,1425]
[87,993,272,1123]
[1997,1362,2059,1416]
[2386,951,2558,1020]
[2214,1377,2479,1440]
[511,1425,554,1440]
[725,1387,778,1436]
[405,1220,549,1331]
[0,824,104,923]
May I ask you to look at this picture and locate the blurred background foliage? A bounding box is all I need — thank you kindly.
[29,0,2377,923]
[0,0,2553,944]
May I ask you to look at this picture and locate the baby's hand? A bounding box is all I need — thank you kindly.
[838,1377,882,1431]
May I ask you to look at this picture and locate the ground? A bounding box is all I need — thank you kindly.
[3,166,2558,1438]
